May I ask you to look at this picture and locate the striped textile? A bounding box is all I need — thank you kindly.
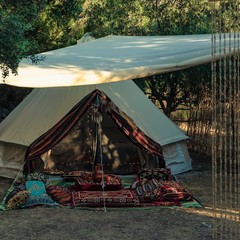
[24,90,163,173]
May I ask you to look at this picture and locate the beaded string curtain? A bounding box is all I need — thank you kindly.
[211,0,240,239]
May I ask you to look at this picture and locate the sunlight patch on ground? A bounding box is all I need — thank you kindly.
[180,206,240,222]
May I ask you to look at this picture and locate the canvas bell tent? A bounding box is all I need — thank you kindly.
[0,81,192,178]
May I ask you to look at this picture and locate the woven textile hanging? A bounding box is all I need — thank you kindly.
[211,0,240,239]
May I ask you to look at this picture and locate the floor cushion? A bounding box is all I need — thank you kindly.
[24,180,59,207]
[75,174,122,191]
[158,180,193,201]
[25,173,49,184]
[134,179,162,202]
[72,189,140,207]
[46,185,72,206]
[138,168,172,181]
[6,190,30,210]
[5,183,26,204]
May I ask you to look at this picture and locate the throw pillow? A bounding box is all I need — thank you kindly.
[6,190,30,210]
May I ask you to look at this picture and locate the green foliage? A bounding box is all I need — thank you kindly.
[81,0,214,117]
[0,0,86,120]
[81,0,212,37]
[80,0,153,37]
[1,0,237,119]
[30,0,84,52]
[0,1,46,77]
[210,0,240,33]
[0,0,84,78]
[135,64,212,117]
[152,0,211,35]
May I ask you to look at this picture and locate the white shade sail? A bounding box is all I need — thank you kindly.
[0,33,237,88]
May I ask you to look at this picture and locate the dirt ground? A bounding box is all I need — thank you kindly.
[0,151,233,240]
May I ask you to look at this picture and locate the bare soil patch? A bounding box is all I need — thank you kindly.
[0,151,224,240]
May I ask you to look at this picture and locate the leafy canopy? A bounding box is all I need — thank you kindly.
[0,0,84,78]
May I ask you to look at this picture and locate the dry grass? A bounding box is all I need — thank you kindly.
[0,151,238,240]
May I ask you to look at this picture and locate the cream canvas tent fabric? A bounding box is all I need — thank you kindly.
[0,33,237,88]
[0,80,191,178]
